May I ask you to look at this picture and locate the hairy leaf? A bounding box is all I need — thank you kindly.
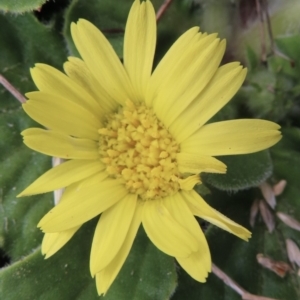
[0,0,47,13]
[201,151,273,192]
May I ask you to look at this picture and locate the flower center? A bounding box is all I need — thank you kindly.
[98,101,180,200]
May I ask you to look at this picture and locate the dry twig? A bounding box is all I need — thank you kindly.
[212,263,278,300]
[273,180,287,196]
[250,199,260,227]
[260,182,276,209]
[286,239,300,267]
[257,253,291,277]
[259,200,275,233]
[277,212,300,232]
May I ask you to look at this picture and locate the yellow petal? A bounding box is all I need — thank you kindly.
[181,119,282,156]
[142,199,198,258]
[42,226,80,259]
[21,128,99,159]
[178,175,201,190]
[183,190,251,241]
[95,202,143,296]
[53,173,107,201]
[145,26,200,107]
[164,193,211,274]
[71,19,135,106]
[174,193,212,282]
[30,64,102,116]
[176,250,210,283]
[76,171,108,189]
[159,40,226,128]
[151,35,225,126]
[177,152,227,174]
[18,159,105,197]
[170,64,246,142]
[24,92,101,140]
[90,194,137,275]
[124,0,156,101]
[38,179,128,232]
[64,57,118,113]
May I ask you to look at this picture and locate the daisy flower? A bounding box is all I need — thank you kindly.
[18,0,281,295]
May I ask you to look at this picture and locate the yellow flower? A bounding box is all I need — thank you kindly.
[18,0,281,295]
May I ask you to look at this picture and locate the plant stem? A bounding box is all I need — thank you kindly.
[52,157,64,205]
[255,0,267,62]
[0,74,26,104]
[156,0,174,22]
[262,0,274,55]
[212,263,278,300]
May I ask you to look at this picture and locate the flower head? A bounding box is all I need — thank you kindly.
[18,0,281,295]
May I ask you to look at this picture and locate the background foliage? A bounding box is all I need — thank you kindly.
[0,0,300,299]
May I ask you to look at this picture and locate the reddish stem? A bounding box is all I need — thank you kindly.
[0,74,26,104]
[156,0,174,22]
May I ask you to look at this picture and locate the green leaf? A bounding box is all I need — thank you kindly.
[271,127,300,153]
[0,221,177,300]
[201,151,273,191]
[197,0,238,44]
[268,55,297,80]
[0,220,98,300]
[0,0,47,13]
[245,46,259,71]
[63,0,131,57]
[0,13,66,72]
[0,12,67,112]
[241,56,297,122]
[275,35,300,72]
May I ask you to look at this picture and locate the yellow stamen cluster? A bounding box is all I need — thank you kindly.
[98,101,180,200]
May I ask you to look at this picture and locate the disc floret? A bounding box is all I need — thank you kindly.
[99,101,180,200]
